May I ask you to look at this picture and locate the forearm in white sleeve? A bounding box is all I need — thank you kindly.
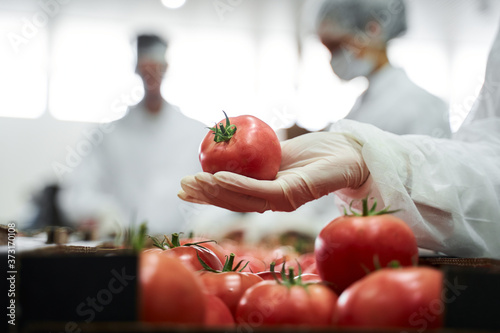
[331,119,500,259]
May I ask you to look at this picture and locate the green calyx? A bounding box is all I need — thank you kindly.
[197,252,249,273]
[270,261,312,289]
[344,196,400,217]
[150,232,217,250]
[208,111,237,143]
[361,255,403,275]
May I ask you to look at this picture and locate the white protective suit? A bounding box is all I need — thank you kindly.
[334,24,500,258]
[59,102,207,235]
[345,65,451,137]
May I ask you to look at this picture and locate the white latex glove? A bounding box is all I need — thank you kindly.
[178,132,369,213]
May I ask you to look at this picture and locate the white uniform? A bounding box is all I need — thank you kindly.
[333,23,500,258]
[345,65,451,137]
[58,102,207,235]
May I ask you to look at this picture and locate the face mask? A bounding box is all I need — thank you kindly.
[330,48,375,81]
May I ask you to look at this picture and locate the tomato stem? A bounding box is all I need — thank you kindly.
[208,111,237,143]
[150,235,167,250]
[362,198,369,216]
[171,233,181,247]
[345,196,401,217]
[198,252,249,273]
[164,235,175,248]
[184,240,218,247]
[288,267,295,284]
[271,261,316,289]
[224,253,236,271]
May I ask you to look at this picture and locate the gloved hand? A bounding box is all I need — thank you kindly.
[178,131,369,213]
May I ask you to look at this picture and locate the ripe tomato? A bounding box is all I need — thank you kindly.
[256,270,321,284]
[180,236,228,264]
[297,252,316,272]
[236,254,267,273]
[197,253,263,317]
[152,233,223,271]
[315,198,418,294]
[204,295,235,327]
[236,268,338,327]
[199,112,281,180]
[295,273,322,283]
[336,267,443,330]
[256,270,283,281]
[139,250,206,324]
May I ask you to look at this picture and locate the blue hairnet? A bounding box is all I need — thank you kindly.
[316,0,407,43]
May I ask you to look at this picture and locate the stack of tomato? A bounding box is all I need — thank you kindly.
[138,198,445,331]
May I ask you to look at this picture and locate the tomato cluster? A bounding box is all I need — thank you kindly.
[138,198,445,330]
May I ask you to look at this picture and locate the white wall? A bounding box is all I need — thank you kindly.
[1,0,500,226]
[0,114,90,225]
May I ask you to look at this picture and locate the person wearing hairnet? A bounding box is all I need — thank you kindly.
[318,0,451,137]
[219,0,451,245]
[58,34,206,236]
[179,22,500,259]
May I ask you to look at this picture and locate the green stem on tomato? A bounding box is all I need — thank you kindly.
[208,111,237,143]
[171,233,181,247]
[223,253,236,271]
[288,267,295,285]
[197,252,249,273]
[164,235,175,248]
[345,196,401,217]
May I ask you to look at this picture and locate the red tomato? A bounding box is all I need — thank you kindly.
[152,233,223,271]
[181,237,228,264]
[139,250,206,324]
[199,112,281,180]
[262,246,296,267]
[166,246,222,271]
[199,270,263,318]
[315,198,418,294]
[303,262,318,274]
[204,295,235,327]
[236,278,338,327]
[297,252,316,272]
[237,255,267,273]
[336,267,443,330]
[295,273,322,283]
[256,270,283,281]
[197,253,263,317]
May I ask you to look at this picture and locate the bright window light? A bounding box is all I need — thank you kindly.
[161,30,255,126]
[389,39,449,101]
[0,15,47,119]
[448,44,489,131]
[252,34,299,130]
[49,19,137,123]
[295,36,368,131]
[161,0,186,9]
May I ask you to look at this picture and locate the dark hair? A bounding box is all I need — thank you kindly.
[136,34,168,58]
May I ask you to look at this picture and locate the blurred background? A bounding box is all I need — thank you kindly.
[1,0,500,230]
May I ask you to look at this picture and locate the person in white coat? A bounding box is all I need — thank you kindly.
[231,0,451,246]
[179,22,500,259]
[317,0,451,137]
[58,34,207,236]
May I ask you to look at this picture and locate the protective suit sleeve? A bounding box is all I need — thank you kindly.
[331,118,500,259]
